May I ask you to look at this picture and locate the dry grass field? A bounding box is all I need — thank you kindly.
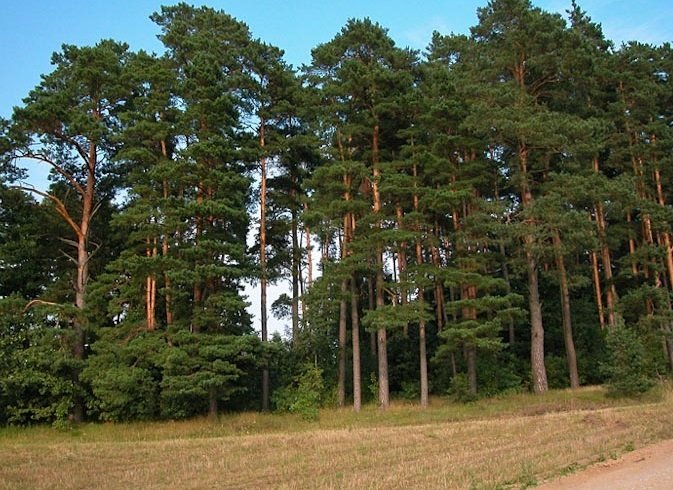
[1,386,673,489]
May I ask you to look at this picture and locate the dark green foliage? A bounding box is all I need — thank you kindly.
[81,334,165,421]
[160,331,263,419]
[272,364,324,420]
[448,374,478,403]
[0,188,63,299]
[0,297,83,425]
[601,323,655,397]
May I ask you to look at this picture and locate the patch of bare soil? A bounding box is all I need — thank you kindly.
[537,439,673,489]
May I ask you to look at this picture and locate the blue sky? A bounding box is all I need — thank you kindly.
[1,0,671,121]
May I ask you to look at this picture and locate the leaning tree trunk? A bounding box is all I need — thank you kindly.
[590,250,606,330]
[552,230,580,389]
[592,161,618,328]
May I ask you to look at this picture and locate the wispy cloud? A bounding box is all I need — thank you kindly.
[402,17,452,50]
[604,16,673,46]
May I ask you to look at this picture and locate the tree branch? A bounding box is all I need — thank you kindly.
[60,249,78,264]
[12,185,82,237]
[15,148,86,196]
[23,299,65,313]
[58,236,79,249]
[53,128,91,165]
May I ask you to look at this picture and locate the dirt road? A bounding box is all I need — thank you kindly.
[538,439,673,489]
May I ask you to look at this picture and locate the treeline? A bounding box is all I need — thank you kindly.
[1,0,672,425]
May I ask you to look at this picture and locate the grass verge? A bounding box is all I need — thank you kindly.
[1,385,671,489]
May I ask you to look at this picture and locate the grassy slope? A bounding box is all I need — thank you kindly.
[1,386,672,489]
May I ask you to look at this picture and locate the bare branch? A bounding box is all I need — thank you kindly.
[23,299,65,313]
[58,236,79,249]
[12,185,82,237]
[84,240,102,266]
[90,199,105,221]
[14,149,85,196]
[60,250,78,264]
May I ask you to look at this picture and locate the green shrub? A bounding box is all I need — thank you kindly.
[368,371,379,402]
[272,365,324,421]
[400,380,420,400]
[601,323,655,397]
[545,355,570,390]
[448,373,477,403]
[85,366,159,421]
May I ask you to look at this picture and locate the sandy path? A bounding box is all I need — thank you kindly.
[537,439,673,489]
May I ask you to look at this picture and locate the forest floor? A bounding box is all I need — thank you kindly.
[1,386,673,489]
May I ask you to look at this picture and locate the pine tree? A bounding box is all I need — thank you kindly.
[307,18,418,408]
[4,40,132,420]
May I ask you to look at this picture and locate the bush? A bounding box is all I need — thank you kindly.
[601,323,655,397]
[400,380,420,400]
[272,365,324,421]
[476,351,526,396]
[448,373,477,403]
[86,366,159,421]
[368,371,379,403]
[545,355,570,390]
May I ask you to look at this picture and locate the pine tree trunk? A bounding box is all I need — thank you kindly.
[590,250,606,330]
[302,203,313,323]
[70,137,98,422]
[395,204,409,336]
[652,159,673,291]
[368,277,377,357]
[351,275,362,411]
[527,247,548,393]
[553,230,579,389]
[372,123,389,409]
[412,161,428,407]
[591,157,617,328]
[338,278,348,407]
[160,140,174,327]
[419,314,428,408]
[431,244,445,331]
[466,345,477,395]
[305,206,314,288]
[626,211,639,277]
[337,164,354,408]
[415,240,429,408]
[595,204,618,327]
[259,122,269,412]
[291,205,300,342]
[462,283,478,396]
[145,238,157,331]
[519,144,548,393]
